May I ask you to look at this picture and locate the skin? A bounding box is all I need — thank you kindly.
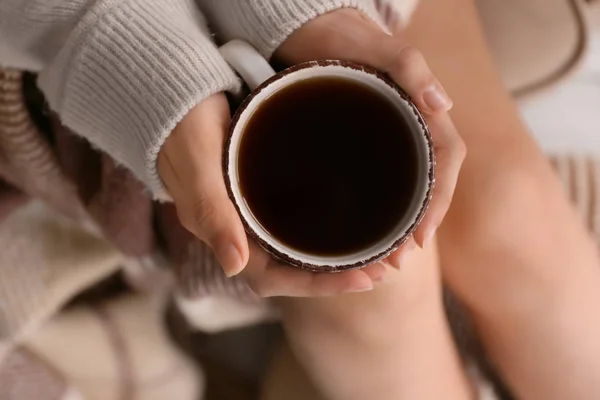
[263,0,600,398]
[161,1,600,398]
[157,9,466,297]
[266,14,471,398]
[403,0,600,398]
[276,243,473,400]
[157,8,471,399]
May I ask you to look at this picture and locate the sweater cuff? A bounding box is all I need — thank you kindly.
[202,0,387,59]
[38,0,241,201]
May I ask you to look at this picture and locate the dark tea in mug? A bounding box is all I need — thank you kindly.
[238,76,419,256]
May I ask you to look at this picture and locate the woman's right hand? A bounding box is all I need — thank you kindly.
[158,93,387,297]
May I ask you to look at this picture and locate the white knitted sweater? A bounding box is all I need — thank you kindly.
[0,0,414,200]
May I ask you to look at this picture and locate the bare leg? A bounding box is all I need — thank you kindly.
[404,0,600,398]
[276,243,473,400]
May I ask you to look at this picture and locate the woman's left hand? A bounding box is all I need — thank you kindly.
[273,8,466,267]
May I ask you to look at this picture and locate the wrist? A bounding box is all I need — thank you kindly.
[274,8,393,67]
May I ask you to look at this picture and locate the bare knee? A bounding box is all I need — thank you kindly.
[441,149,600,313]
[449,148,568,247]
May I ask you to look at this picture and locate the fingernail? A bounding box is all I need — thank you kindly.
[350,283,374,293]
[217,244,244,277]
[423,83,452,113]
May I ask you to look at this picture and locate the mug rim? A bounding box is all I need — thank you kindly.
[223,60,435,272]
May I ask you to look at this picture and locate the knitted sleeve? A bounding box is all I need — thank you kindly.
[0,0,241,201]
[199,0,387,59]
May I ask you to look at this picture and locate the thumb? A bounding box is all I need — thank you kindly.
[159,93,248,277]
[186,193,247,277]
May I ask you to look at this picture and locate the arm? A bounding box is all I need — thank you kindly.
[204,5,470,399]
[404,0,600,398]
[0,0,240,200]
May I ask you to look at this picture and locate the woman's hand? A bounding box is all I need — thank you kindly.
[275,9,466,264]
[158,8,464,297]
[158,94,387,297]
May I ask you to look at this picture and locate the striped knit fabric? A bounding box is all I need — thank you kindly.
[374,0,403,30]
[377,0,420,30]
[0,70,257,342]
[0,70,84,222]
[551,155,600,245]
[0,347,76,400]
[0,293,202,400]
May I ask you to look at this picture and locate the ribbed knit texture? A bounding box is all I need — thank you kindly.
[202,0,387,58]
[0,201,123,340]
[0,71,259,340]
[0,0,401,200]
[551,155,600,244]
[0,294,202,400]
[1,0,241,200]
[0,0,400,200]
[0,347,71,400]
[0,70,84,220]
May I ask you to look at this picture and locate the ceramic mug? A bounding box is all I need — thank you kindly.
[220,40,435,272]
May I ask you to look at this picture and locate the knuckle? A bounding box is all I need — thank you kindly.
[436,134,467,165]
[436,194,454,217]
[191,197,218,231]
[242,272,269,298]
[428,192,452,224]
[389,45,424,71]
[175,206,196,234]
[455,137,467,160]
[250,283,272,298]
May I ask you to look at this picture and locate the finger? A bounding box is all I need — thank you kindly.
[249,265,374,298]
[362,263,388,283]
[275,16,451,115]
[385,236,417,269]
[160,94,248,276]
[243,242,379,297]
[274,8,451,114]
[413,113,466,247]
[379,43,452,114]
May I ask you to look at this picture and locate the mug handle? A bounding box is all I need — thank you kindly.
[219,40,277,91]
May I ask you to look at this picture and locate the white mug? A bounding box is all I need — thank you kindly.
[220,40,434,272]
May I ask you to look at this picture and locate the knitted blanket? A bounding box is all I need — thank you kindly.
[0,69,257,341]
